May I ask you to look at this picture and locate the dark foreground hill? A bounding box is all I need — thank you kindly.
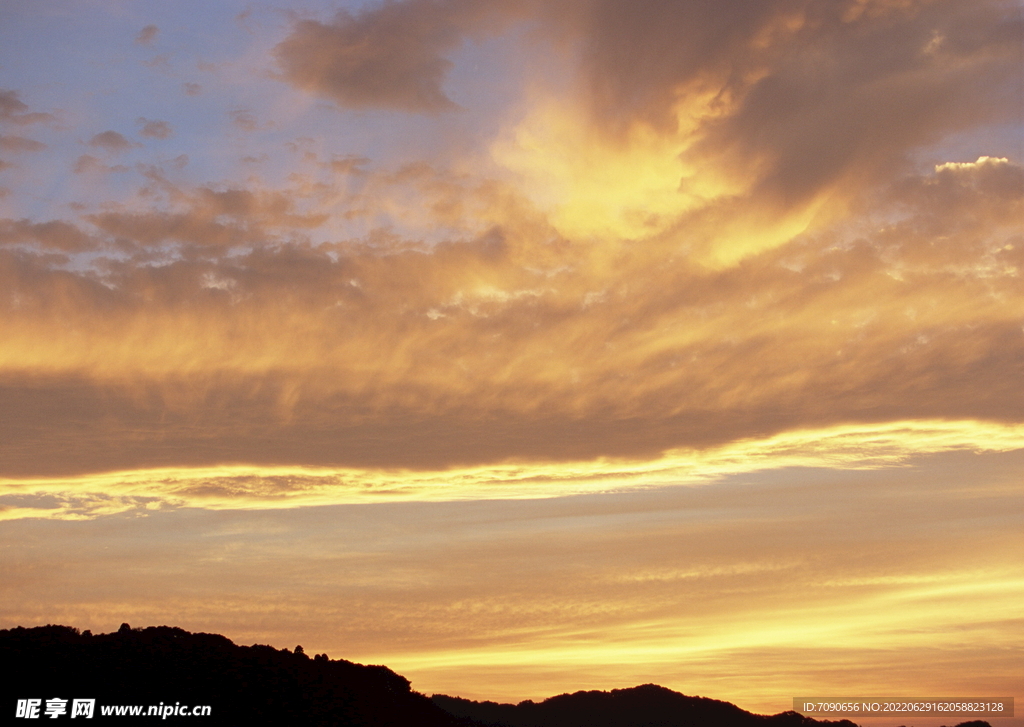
[434,686,864,727]
[434,688,993,727]
[0,624,994,727]
[0,623,457,725]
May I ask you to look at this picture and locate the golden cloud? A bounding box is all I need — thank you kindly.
[2,419,1022,520]
[0,0,1020,479]
[1,154,1022,475]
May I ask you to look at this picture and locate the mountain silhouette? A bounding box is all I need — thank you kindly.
[0,624,995,727]
[0,624,457,725]
[432,686,862,727]
[432,690,996,727]
[432,690,995,727]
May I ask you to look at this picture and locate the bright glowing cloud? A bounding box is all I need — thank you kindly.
[2,419,1022,520]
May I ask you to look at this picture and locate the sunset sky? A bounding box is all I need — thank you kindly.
[1,0,1022,723]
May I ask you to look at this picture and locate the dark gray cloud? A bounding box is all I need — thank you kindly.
[88,130,137,153]
[273,0,511,112]
[682,0,1024,205]
[0,135,46,153]
[138,118,173,139]
[0,218,98,252]
[229,109,263,132]
[136,24,159,45]
[72,154,130,174]
[0,89,55,126]
[579,0,783,132]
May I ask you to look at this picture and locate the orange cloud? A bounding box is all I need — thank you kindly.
[0,153,1021,475]
[0,0,1019,481]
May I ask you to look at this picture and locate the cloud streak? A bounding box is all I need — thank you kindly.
[2,419,1022,520]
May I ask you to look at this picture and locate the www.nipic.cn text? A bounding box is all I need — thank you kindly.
[15,698,212,719]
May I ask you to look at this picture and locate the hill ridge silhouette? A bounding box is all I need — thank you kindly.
[0,624,994,727]
[432,685,859,727]
[432,688,995,727]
